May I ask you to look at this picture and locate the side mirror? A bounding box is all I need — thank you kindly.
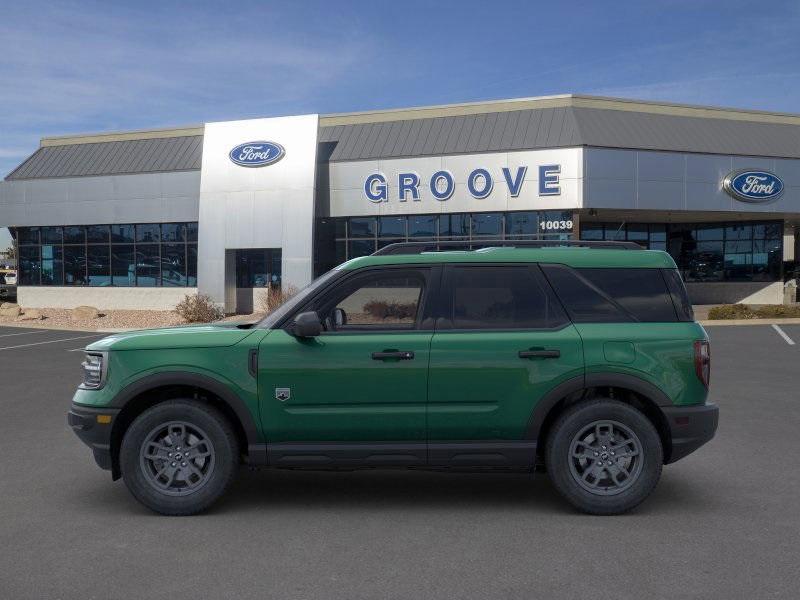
[292,311,322,338]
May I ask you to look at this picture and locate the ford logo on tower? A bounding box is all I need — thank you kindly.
[723,169,784,203]
[229,141,285,167]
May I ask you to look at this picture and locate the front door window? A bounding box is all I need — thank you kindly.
[325,273,424,331]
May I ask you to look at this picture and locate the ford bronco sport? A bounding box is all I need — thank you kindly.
[68,240,718,515]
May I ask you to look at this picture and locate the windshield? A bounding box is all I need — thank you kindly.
[258,268,341,329]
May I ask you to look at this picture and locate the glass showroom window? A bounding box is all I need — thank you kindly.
[580,221,782,282]
[581,222,667,250]
[14,223,199,287]
[329,211,574,262]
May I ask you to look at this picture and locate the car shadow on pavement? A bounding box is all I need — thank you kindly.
[223,468,718,515]
[224,468,564,512]
[68,465,719,517]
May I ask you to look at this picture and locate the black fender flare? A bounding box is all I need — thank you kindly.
[110,371,261,448]
[584,372,673,406]
[525,372,672,441]
[525,375,585,441]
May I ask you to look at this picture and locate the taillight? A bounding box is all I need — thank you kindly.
[694,340,710,388]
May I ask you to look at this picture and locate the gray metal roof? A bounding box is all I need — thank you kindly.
[319,107,583,161]
[571,107,800,158]
[320,106,800,161]
[6,135,203,180]
[8,95,800,180]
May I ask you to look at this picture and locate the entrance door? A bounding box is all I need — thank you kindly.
[234,248,282,313]
[427,264,584,467]
[258,266,437,466]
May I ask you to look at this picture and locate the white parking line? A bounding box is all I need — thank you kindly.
[0,334,102,351]
[0,330,49,339]
[771,324,795,346]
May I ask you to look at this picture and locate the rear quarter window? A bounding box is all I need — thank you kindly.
[662,268,694,321]
[541,265,679,323]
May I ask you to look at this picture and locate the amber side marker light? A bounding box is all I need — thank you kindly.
[96,415,112,424]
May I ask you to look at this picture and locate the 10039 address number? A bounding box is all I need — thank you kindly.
[539,220,573,231]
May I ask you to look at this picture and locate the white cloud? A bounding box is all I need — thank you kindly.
[2,0,800,179]
[0,2,374,175]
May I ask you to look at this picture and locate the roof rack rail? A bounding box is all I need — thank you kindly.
[373,239,644,256]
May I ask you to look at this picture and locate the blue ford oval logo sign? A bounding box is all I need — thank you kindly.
[723,169,784,203]
[229,141,285,167]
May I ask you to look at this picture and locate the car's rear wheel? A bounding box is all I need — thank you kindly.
[120,400,238,515]
[545,399,663,515]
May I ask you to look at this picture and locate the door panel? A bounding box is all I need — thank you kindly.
[426,264,585,465]
[427,328,584,441]
[258,329,432,442]
[257,266,437,451]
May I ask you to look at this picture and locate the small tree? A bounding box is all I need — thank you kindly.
[175,294,223,323]
[2,245,14,260]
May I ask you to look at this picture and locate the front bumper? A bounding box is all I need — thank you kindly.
[662,402,719,464]
[67,403,120,471]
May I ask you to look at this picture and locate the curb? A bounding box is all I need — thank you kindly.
[0,321,101,332]
[0,321,147,333]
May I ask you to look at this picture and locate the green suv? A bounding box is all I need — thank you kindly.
[68,240,718,515]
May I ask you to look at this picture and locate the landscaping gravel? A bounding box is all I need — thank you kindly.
[0,308,264,331]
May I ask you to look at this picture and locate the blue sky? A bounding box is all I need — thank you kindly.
[1,0,799,249]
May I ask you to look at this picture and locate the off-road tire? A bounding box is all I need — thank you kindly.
[120,400,238,515]
[545,398,663,515]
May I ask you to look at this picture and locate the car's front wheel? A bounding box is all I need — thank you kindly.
[120,400,238,515]
[545,399,663,515]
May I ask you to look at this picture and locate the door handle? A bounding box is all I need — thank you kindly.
[518,349,560,359]
[372,350,415,361]
[248,349,258,377]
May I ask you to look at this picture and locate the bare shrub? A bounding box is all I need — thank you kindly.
[363,300,417,320]
[175,294,223,323]
[707,304,757,320]
[755,304,800,318]
[257,284,298,314]
[704,304,800,320]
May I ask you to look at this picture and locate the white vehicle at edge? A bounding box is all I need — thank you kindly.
[0,269,16,299]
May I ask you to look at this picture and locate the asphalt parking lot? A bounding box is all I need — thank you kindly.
[0,324,799,599]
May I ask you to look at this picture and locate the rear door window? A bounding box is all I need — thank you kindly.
[442,265,568,330]
[541,265,678,323]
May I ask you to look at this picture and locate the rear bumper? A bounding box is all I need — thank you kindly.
[67,403,120,471]
[662,402,719,464]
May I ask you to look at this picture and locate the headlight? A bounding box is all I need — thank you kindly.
[80,352,107,389]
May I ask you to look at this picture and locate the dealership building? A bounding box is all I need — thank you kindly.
[1,94,799,312]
